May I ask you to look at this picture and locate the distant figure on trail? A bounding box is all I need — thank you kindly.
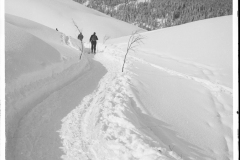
[89,32,98,54]
[56,28,58,31]
[78,32,84,41]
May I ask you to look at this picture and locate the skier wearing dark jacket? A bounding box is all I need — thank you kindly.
[89,32,98,53]
[78,32,84,41]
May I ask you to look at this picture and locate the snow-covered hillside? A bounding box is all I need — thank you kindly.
[5,13,89,159]
[109,16,233,88]
[59,16,233,160]
[6,0,145,42]
[5,0,233,159]
[5,0,144,159]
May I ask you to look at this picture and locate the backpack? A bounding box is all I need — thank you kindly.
[91,35,97,41]
[78,33,83,41]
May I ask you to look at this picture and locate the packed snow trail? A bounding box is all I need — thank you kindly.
[60,46,189,160]
[6,53,107,160]
[60,43,232,160]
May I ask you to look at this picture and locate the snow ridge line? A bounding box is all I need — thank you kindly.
[102,44,232,95]
[58,46,183,160]
[129,55,232,96]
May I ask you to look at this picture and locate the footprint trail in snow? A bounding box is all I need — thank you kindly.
[59,45,182,160]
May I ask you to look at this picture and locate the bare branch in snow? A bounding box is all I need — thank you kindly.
[122,30,144,72]
[72,18,82,33]
[72,18,84,60]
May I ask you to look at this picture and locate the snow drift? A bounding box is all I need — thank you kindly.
[5,13,92,159]
[5,14,87,93]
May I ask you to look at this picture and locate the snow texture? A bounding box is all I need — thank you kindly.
[59,16,233,160]
[5,0,233,159]
[59,47,182,160]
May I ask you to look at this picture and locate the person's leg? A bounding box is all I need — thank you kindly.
[95,42,97,53]
[93,41,96,53]
[91,42,93,53]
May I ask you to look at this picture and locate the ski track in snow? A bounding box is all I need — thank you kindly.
[134,56,232,95]
[59,45,183,160]
[107,44,232,97]
[128,55,232,97]
[58,42,232,160]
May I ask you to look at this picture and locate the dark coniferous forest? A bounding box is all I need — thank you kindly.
[73,0,232,31]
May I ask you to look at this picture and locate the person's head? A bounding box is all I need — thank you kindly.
[93,32,96,35]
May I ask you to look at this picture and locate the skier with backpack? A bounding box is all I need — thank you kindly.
[78,32,84,41]
[89,32,98,54]
[77,32,84,59]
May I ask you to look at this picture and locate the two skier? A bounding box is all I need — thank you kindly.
[77,32,98,54]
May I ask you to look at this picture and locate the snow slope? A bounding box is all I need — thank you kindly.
[5,14,86,93]
[5,0,233,159]
[5,0,145,42]
[59,16,233,160]
[5,13,93,160]
[109,16,232,88]
[114,16,233,159]
[60,48,185,160]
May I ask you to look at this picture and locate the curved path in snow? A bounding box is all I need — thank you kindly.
[59,46,213,160]
[8,43,232,160]
[7,54,107,160]
[59,54,172,160]
[58,44,232,160]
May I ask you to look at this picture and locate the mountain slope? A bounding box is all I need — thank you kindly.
[101,15,233,160]
[5,0,146,159]
[6,0,145,42]
[109,16,232,87]
[5,0,233,159]
[5,13,93,160]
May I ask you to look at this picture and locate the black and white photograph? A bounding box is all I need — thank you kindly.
[0,0,238,160]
